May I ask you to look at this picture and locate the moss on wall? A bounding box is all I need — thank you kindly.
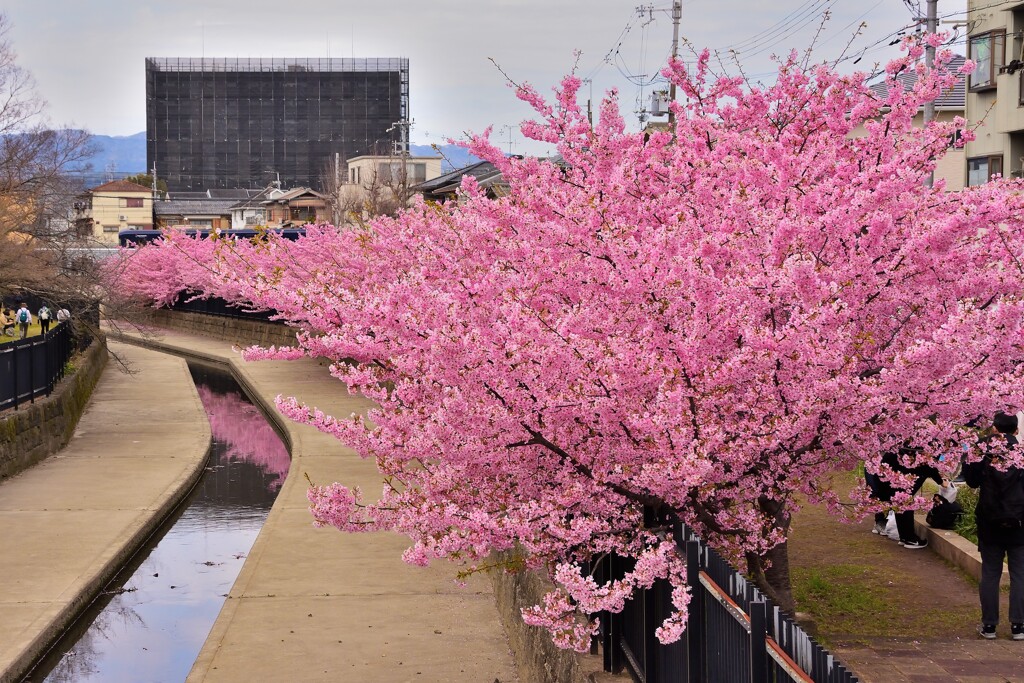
[0,338,108,480]
[147,309,298,349]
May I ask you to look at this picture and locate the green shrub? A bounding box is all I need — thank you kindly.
[955,485,978,545]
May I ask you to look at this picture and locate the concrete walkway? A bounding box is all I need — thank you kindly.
[113,327,518,683]
[0,342,211,682]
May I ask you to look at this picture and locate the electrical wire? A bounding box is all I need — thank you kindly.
[720,0,836,52]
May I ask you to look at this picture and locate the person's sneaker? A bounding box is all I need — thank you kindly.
[1012,624,1024,641]
[980,624,997,639]
[903,539,928,549]
[871,521,886,535]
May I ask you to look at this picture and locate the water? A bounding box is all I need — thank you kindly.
[25,362,290,683]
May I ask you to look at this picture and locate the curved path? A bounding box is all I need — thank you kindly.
[114,327,518,683]
[0,342,211,683]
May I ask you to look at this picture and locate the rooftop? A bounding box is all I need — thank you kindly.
[867,55,967,111]
[145,57,408,74]
[89,180,152,194]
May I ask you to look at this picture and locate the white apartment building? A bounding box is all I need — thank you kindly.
[964,0,1024,184]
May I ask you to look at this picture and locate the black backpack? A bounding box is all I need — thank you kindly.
[927,498,964,530]
[979,464,1024,529]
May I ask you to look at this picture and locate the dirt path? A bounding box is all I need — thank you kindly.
[789,482,1024,682]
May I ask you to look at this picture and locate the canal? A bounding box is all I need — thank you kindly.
[25,362,290,683]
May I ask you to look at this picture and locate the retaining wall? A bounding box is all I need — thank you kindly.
[489,550,620,683]
[148,309,298,349]
[0,338,108,480]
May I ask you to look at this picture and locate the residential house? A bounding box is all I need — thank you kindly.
[229,185,286,229]
[964,0,1024,184]
[261,187,329,227]
[331,154,444,223]
[410,160,508,203]
[73,180,153,246]
[154,189,261,230]
[857,55,968,191]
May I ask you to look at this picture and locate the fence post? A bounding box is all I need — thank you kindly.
[27,336,35,404]
[749,601,767,683]
[603,554,623,673]
[686,539,703,683]
[43,332,51,397]
[8,344,15,410]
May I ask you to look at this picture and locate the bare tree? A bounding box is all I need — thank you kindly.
[320,144,420,227]
[0,13,97,321]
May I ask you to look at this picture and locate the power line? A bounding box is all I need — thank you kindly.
[720,0,834,52]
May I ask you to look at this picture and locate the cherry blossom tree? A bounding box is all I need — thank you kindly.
[108,39,1024,649]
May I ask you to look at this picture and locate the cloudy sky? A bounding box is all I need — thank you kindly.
[5,0,968,156]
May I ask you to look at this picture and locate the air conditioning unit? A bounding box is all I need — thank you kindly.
[119,215,128,221]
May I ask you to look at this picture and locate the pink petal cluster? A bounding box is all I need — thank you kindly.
[109,43,1024,646]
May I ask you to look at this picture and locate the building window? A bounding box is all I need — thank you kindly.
[967,154,1003,186]
[290,206,316,222]
[126,197,144,208]
[969,30,1005,91]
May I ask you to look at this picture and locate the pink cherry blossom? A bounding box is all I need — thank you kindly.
[108,41,1024,645]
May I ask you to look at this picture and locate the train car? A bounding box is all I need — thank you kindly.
[118,227,306,248]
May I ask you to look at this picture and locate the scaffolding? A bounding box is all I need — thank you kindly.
[146,57,410,192]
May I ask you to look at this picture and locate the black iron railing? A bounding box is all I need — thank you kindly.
[597,519,858,683]
[0,322,74,411]
[168,293,282,323]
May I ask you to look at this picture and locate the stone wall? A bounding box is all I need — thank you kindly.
[489,550,622,683]
[147,309,298,349]
[0,338,108,480]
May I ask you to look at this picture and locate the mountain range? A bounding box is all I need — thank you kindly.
[78,133,480,187]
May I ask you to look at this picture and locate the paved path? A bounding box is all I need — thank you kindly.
[0,342,211,682]
[114,327,518,683]
[838,639,1024,683]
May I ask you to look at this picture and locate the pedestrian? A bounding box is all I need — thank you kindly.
[963,411,1024,641]
[14,302,32,339]
[56,306,70,324]
[926,483,963,530]
[0,308,12,336]
[865,469,891,535]
[872,446,943,549]
[37,304,52,334]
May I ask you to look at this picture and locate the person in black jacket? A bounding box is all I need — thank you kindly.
[872,447,943,549]
[963,411,1024,641]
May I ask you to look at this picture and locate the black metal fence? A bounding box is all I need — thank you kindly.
[597,520,858,683]
[168,293,281,323]
[0,322,74,411]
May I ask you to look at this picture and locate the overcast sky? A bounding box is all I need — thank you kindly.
[5,0,968,156]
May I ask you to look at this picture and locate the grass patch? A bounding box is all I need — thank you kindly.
[0,322,43,345]
[793,565,888,629]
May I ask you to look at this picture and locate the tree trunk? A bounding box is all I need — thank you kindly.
[745,496,796,614]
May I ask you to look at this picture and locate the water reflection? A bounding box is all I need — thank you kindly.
[28,362,289,683]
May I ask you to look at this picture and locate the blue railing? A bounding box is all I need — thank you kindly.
[0,322,74,411]
[597,517,858,683]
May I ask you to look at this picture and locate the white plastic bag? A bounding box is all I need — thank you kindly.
[885,511,899,540]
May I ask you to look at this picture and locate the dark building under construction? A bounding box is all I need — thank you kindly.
[145,57,409,192]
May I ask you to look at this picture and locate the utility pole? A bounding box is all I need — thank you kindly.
[387,118,413,191]
[923,0,937,187]
[668,0,682,131]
